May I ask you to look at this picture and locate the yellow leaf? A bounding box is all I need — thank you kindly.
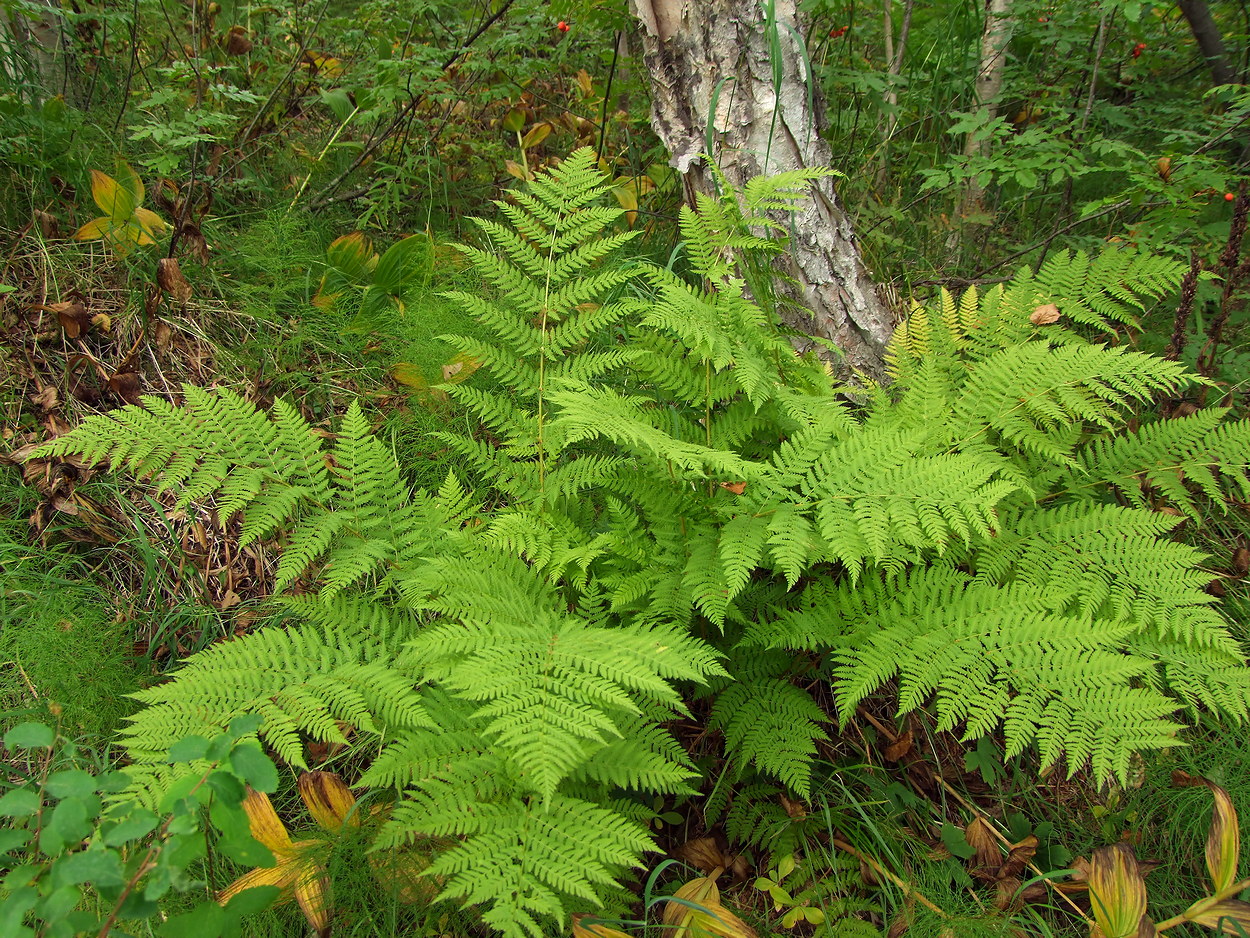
[217,856,304,904]
[572,914,634,938]
[240,789,294,854]
[576,69,594,97]
[1175,771,1241,893]
[505,160,531,181]
[297,771,358,832]
[73,216,112,241]
[1187,899,1250,934]
[1087,844,1152,938]
[133,206,168,237]
[611,187,638,227]
[521,122,552,150]
[90,169,137,224]
[663,875,756,938]
[292,863,333,934]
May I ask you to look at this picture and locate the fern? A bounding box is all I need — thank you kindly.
[28,155,1250,935]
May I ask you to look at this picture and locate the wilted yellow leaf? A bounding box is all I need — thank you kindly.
[505,160,532,181]
[1087,844,1153,938]
[572,914,634,938]
[1186,899,1250,934]
[1174,771,1240,893]
[663,876,756,938]
[576,69,594,97]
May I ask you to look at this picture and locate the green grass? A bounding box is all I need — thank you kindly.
[0,477,147,739]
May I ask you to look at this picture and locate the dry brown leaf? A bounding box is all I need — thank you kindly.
[38,300,90,338]
[1030,304,1061,326]
[965,817,1001,879]
[1156,156,1173,182]
[999,835,1038,880]
[108,371,143,405]
[779,794,807,819]
[29,386,58,411]
[1232,546,1249,577]
[148,321,171,353]
[35,209,60,239]
[883,729,913,762]
[223,25,253,55]
[157,257,192,303]
[719,481,747,495]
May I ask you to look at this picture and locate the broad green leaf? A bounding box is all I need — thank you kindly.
[103,809,159,846]
[0,789,41,818]
[44,770,97,800]
[325,232,376,282]
[168,735,210,763]
[373,234,429,294]
[230,742,278,793]
[5,723,53,749]
[57,849,125,888]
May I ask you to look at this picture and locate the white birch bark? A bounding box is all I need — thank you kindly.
[629,0,894,380]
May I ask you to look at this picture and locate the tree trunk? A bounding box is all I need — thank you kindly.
[961,0,1013,199]
[1,0,70,104]
[629,0,894,380]
[1178,0,1237,87]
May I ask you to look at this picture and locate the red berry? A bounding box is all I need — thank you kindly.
[556,20,569,31]
[1131,42,1147,59]
[1226,192,1236,201]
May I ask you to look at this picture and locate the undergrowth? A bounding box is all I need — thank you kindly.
[25,150,1250,937]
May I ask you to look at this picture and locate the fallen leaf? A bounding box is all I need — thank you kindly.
[1030,304,1061,326]
[719,481,747,495]
[108,371,143,405]
[1232,546,1249,577]
[883,729,913,761]
[29,386,58,411]
[964,817,1000,879]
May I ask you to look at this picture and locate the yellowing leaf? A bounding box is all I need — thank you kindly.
[240,789,294,855]
[292,863,332,934]
[521,122,553,150]
[441,352,481,384]
[90,169,137,222]
[297,771,358,832]
[663,876,756,938]
[73,217,112,241]
[391,362,430,390]
[326,232,377,281]
[576,69,594,97]
[1186,899,1250,934]
[501,108,526,133]
[572,914,634,938]
[505,160,532,181]
[1087,844,1152,938]
[1174,771,1241,893]
[133,207,168,237]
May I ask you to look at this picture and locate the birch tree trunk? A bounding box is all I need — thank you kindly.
[961,0,1013,206]
[628,0,894,380]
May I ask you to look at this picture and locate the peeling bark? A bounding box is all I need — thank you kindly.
[629,0,894,380]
